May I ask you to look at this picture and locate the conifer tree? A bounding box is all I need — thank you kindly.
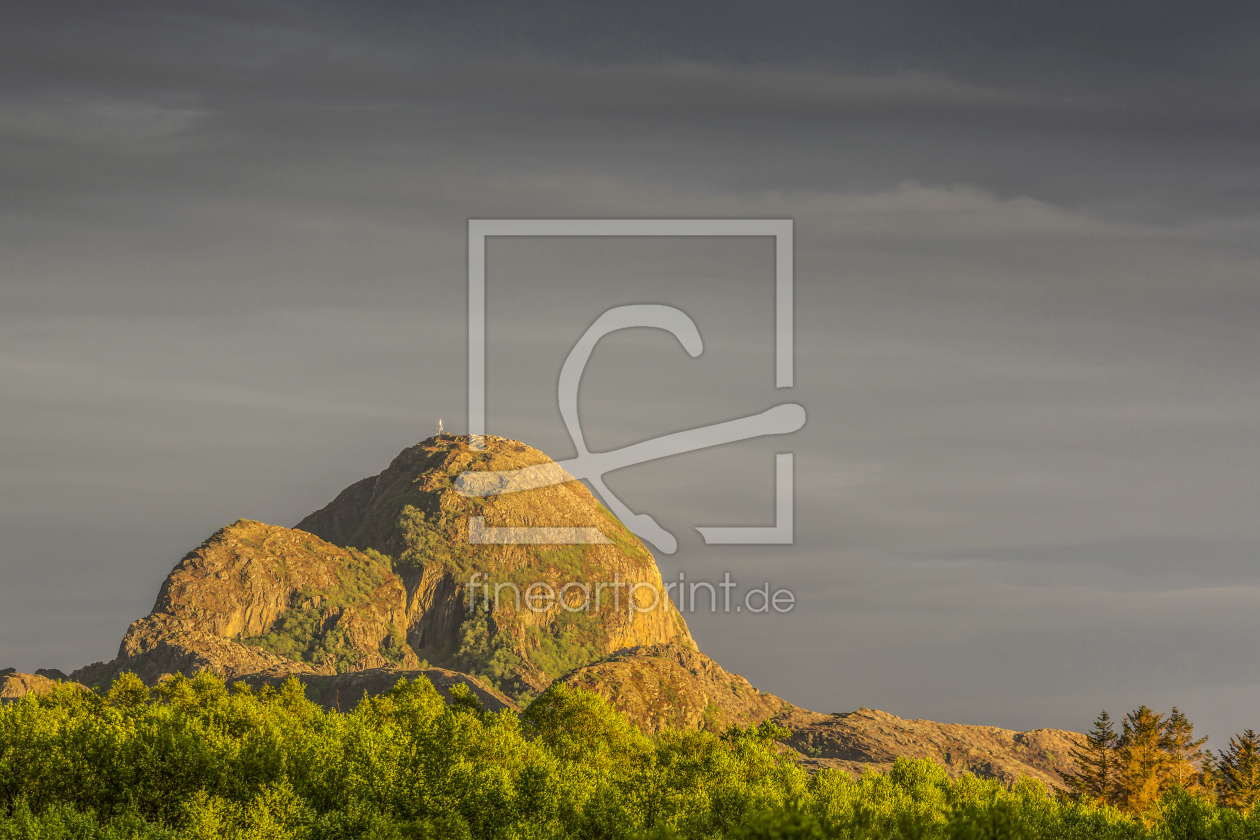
[1062,710,1118,804]
[1201,749,1222,804]
[1117,705,1171,813]
[1163,706,1208,791]
[1220,730,1260,812]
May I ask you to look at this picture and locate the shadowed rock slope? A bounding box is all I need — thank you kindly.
[3,665,512,717]
[236,667,517,714]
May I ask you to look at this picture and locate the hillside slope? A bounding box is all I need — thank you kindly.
[778,706,1082,789]
[1,670,86,704]
[559,643,795,734]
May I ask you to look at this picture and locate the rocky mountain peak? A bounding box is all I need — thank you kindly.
[73,435,693,700]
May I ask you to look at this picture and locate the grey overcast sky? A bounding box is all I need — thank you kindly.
[2,1,1259,742]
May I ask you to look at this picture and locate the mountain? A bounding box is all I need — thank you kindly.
[7,434,1085,789]
[72,435,694,700]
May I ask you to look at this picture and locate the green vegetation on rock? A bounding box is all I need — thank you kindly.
[527,613,606,682]
[396,504,475,576]
[235,545,413,673]
[239,603,355,671]
[453,609,525,697]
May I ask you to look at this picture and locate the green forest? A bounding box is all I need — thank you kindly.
[2,673,1259,840]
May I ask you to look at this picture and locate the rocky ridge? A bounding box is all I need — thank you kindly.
[776,706,1082,789]
[554,647,1082,788]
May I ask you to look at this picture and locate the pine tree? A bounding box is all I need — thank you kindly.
[1061,710,1118,804]
[1117,705,1171,813]
[1162,706,1208,792]
[1201,749,1222,804]
[1220,730,1260,812]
